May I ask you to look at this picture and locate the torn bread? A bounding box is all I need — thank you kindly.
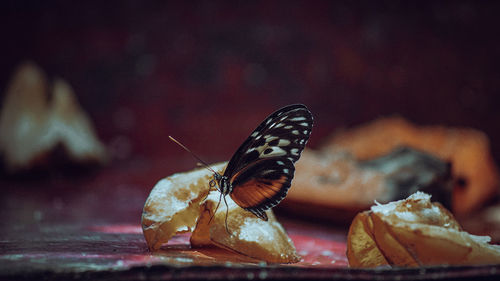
[347,192,500,267]
[141,162,300,263]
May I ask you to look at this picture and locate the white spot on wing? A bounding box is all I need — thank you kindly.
[277,161,285,165]
[292,130,299,135]
[260,146,287,158]
[291,148,299,156]
[284,125,293,129]
[265,136,279,142]
[277,139,291,146]
[290,117,306,121]
[299,122,308,127]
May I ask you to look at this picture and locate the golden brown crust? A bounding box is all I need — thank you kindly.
[192,193,301,263]
[141,162,300,263]
[346,212,389,268]
[347,192,500,267]
[141,163,223,250]
[323,117,499,215]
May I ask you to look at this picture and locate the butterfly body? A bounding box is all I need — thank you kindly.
[211,104,313,221]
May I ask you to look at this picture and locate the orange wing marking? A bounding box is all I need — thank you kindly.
[230,175,287,209]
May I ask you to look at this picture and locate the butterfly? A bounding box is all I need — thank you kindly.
[170,104,313,221]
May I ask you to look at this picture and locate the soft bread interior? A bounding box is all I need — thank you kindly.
[141,162,300,263]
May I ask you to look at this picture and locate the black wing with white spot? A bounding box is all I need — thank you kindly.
[224,104,313,178]
[223,104,313,220]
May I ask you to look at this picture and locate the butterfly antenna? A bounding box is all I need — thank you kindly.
[168,136,216,173]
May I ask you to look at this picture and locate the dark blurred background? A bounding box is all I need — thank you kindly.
[1,0,500,187]
[2,3,500,276]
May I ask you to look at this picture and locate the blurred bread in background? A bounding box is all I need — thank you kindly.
[282,117,499,224]
[0,62,108,173]
[323,117,499,216]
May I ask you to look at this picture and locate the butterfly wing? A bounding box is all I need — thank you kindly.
[224,104,313,220]
[224,104,313,176]
[229,157,296,221]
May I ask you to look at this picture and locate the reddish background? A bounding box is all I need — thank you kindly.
[1,1,500,170]
[1,1,500,216]
[1,2,500,277]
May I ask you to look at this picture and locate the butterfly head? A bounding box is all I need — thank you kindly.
[210,172,231,196]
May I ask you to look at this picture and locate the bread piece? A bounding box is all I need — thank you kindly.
[141,163,225,250]
[288,149,386,209]
[346,211,389,268]
[141,162,300,263]
[191,192,300,263]
[0,62,107,172]
[45,78,108,163]
[0,62,50,170]
[284,147,452,224]
[324,117,500,215]
[347,192,500,267]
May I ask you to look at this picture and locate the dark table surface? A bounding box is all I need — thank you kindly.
[1,156,499,281]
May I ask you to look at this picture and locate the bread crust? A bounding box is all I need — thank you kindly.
[141,162,300,263]
[347,192,500,267]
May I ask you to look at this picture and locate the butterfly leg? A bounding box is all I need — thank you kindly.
[222,195,230,235]
[203,185,212,202]
[204,178,217,202]
[208,190,223,224]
